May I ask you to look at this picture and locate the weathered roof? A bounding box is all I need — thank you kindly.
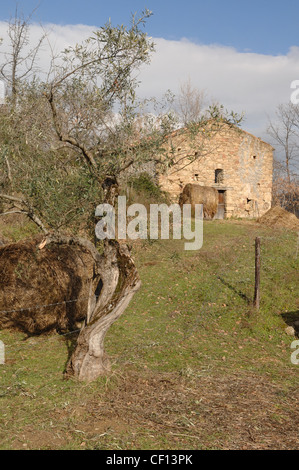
[167,122,274,151]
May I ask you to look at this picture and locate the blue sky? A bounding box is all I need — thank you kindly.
[0,0,299,141]
[0,0,298,55]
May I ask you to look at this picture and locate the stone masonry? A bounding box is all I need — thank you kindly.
[159,123,274,218]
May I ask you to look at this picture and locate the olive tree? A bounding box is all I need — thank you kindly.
[1,10,160,382]
[41,12,157,381]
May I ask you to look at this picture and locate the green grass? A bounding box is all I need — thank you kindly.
[0,217,39,243]
[0,220,298,449]
[108,221,298,374]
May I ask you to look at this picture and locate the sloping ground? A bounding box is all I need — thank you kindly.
[78,371,299,450]
[0,220,298,450]
[258,206,299,231]
[4,369,299,450]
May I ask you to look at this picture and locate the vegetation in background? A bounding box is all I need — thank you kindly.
[125,172,169,205]
[268,102,299,215]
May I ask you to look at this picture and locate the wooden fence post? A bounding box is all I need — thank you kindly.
[253,237,261,310]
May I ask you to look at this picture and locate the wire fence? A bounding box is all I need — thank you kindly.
[0,238,241,360]
[0,234,297,365]
[0,297,85,316]
[0,296,90,355]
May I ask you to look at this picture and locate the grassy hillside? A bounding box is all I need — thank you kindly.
[0,220,298,449]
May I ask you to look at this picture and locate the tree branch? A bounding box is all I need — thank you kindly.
[0,193,49,234]
[46,89,101,179]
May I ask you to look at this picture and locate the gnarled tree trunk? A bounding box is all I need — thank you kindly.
[42,234,141,382]
[66,241,141,382]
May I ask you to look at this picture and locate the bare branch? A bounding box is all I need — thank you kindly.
[0,193,49,234]
[0,4,46,101]
[46,89,100,178]
[4,155,13,185]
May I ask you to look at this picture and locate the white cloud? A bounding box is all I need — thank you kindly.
[0,21,95,80]
[1,21,299,141]
[138,38,299,140]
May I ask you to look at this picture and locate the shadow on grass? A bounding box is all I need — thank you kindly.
[217,276,252,305]
[62,330,80,373]
[281,311,299,337]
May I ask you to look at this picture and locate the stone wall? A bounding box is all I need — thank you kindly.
[158,124,273,218]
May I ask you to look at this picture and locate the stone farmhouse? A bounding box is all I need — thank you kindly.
[158,123,274,219]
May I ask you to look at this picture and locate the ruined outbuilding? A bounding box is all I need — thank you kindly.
[159,123,274,219]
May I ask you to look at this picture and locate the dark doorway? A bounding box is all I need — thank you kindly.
[215,190,226,219]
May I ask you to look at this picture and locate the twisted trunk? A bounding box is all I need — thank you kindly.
[45,179,140,382]
[66,241,141,382]
[40,233,140,382]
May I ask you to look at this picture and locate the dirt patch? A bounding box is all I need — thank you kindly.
[12,429,67,450]
[43,369,299,450]
[0,236,95,335]
[258,206,299,231]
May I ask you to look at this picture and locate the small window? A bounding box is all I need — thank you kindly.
[215,169,224,184]
[253,155,257,160]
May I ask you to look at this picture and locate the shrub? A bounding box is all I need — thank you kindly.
[127,173,168,203]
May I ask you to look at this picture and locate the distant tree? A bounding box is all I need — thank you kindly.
[0,5,46,105]
[267,103,299,213]
[177,78,207,126]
